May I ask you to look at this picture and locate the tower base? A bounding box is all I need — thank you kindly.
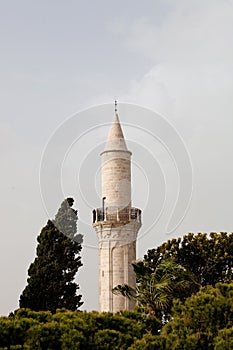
[94,219,141,313]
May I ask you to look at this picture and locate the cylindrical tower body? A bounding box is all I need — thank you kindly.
[93,112,142,313]
[101,113,132,211]
[101,150,131,211]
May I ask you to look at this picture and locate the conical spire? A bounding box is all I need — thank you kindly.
[104,112,129,152]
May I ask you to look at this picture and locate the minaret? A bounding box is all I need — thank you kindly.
[93,102,142,313]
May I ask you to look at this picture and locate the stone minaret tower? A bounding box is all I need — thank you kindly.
[93,104,142,313]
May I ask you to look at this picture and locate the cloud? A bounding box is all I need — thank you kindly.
[113,0,233,235]
[124,0,233,63]
[117,1,231,110]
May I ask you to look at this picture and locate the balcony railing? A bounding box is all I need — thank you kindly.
[92,207,141,224]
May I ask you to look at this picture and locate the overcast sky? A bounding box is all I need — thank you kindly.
[1,0,233,315]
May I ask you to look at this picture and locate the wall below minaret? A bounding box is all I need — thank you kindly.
[96,221,141,313]
[112,241,137,311]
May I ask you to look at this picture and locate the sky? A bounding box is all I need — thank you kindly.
[0,0,233,315]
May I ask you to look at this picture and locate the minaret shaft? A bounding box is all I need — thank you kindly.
[101,152,131,210]
[93,110,142,313]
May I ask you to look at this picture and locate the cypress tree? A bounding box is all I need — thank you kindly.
[19,198,83,313]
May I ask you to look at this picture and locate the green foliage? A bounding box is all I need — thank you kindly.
[7,230,232,349]
[19,198,83,313]
[0,315,38,349]
[160,282,233,350]
[0,309,147,350]
[144,232,233,287]
[15,308,52,323]
[128,231,233,322]
[214,326,233,350]
[112,232,233,347]
[60,329,87,350]
[94,329,132,350]
[24,321,62,349]
[1,283,232,350]
[128,334,165,350]
[128,283,233,349]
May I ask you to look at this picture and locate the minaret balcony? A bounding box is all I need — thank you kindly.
[92,207,141,225]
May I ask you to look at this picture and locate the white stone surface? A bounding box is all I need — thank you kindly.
[93,113,142,313]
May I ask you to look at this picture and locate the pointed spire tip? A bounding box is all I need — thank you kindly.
[114,99,117,113]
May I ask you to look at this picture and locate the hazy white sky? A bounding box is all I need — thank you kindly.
[1,0,233,315]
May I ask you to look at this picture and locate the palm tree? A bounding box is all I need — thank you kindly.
[113,259,197,320]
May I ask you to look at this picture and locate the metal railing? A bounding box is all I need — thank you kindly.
[92,207,141,224]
